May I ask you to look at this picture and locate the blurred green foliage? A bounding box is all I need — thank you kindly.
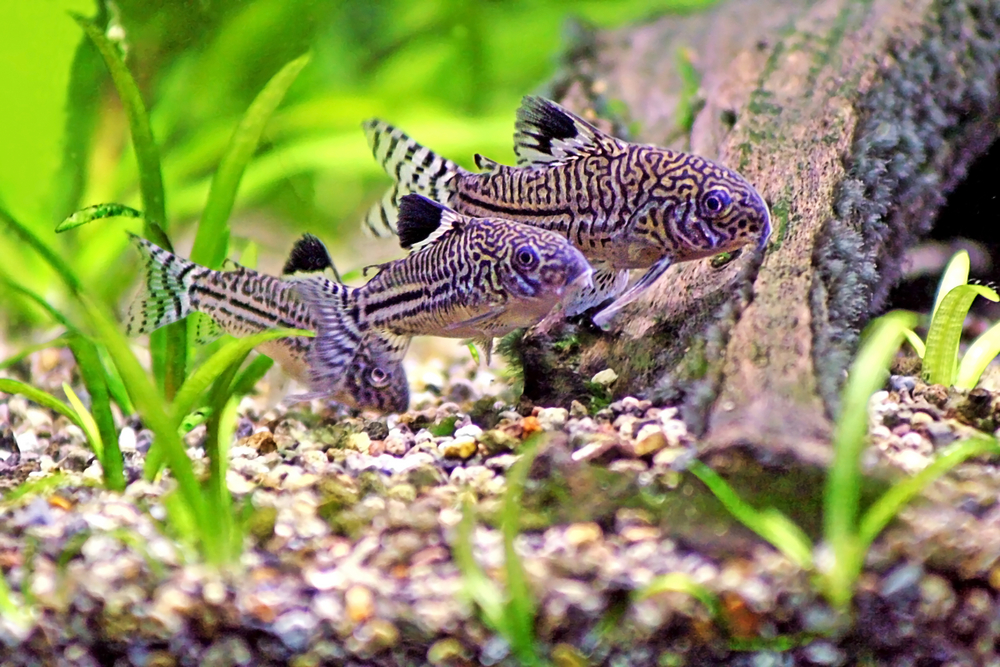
[0,0,715,337]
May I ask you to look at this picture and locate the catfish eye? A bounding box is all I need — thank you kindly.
[703,189,732,216]
[367,367,390,388]
[514,246,539,269]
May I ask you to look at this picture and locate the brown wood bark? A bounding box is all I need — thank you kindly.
[516,0,1000,461]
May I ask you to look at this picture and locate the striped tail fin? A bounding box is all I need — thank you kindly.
[125,233,204,336]
[361,119,467,238]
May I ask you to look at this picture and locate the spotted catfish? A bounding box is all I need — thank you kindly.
[295,193,592,390]
[361,96,771,327]
[125,233,409,413]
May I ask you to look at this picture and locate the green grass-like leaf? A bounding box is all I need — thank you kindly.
[229,355,274,398]
[930,250,970,324]
[500,437,541,665]
[923,284,998,386]
[55,203,143,233]
[688,460,813,569]
[454,437,545,666]
[455,497,506,631]
[0,335,70,372]
[901,328,925,358]
[66,336,124,491]
[72,14,186,401]
[203,364,245,564]
[0,206,83,296]
[858,435,998,550]
[635,572,721,619]
[0,566,31,628]
[144,327,311,479]
[77,294,225,561]
[0,275,75,332]
[956,320,1000,390]
[823,310,916,608]
[71,17,168,242]
[61,382,104,462]
[0,379,86,433]
[189,52,311,270]
[169,328,311,426]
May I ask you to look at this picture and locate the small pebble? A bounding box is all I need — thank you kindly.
[564,522,602,547]
[345,585,374,624]
[536,408,569,431]
[440,437,477,459]
[590,369,618,386]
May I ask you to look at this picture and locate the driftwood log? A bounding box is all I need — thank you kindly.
[516,0,1000,460]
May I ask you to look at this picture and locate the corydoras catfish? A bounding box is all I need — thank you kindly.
[126,233,409,413]
[294,193,592,390]
[360,96,770,327]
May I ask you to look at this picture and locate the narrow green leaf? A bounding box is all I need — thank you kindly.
[0,335,70,372]
[467,342,481,366]
[923,285,999,386]
[901,329,925,359]
[0,206,83,295]
[956,320,1000,390]
[0,274,76,331]
[96,343,134,415]
[0,566,31,628]
[55,202,142,233]
[204,358,245,564]
[0,379,84,432]
[823,311,916,609]
[635,572,721,619]
[67,336,124,491]
[931,250,970,324]
[190,52,311,269]
[71,15,168,242]
[78,295,218,561]
[73,13,186,401]
[169,328,311,427]
[689,460,813,569]
[230,355,274,398]
[501,436,541,664]
[62,382,104,461]
[454,497,507,631]
[858,436,999,551]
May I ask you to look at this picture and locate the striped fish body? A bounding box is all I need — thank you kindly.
[296,195,593,368]
[126,235,409,413]
[362,96,771,324]
[358,197,593,340]
[455,145,761,269]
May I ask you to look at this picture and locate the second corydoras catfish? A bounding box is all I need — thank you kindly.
[126,232,410,413]
[295,194,593,392]
[126,194,590,413]
[361,96,771,327]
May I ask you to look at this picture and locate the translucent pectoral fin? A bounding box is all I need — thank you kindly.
[562,266,630,317]
[591,257,673,329]
[443,306,506,331]
[471,336,494,366]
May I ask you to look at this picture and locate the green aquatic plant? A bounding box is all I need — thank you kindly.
[454,436,545,666]
[691,311,1000,611]
[0,16,310,564]
[901,250,1000,388]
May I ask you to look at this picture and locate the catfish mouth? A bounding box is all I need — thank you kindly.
[557,261,594,296]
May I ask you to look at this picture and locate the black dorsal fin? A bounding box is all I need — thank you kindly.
[282,234,342,283]
[513,96,610,167]
[396,194,460,250]
[474,153,501,172]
